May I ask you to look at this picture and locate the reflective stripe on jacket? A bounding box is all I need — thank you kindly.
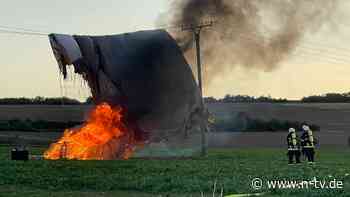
[287,132,300,150]
[301,130,315,148]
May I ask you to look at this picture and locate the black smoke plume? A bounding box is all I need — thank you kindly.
[164,0,339,87]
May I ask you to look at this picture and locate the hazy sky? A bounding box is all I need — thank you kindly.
[1,0,350,100]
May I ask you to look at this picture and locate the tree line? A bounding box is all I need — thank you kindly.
[301,93,350,103]
[0,97,84,105]
[211,111,320,132]
[1,92,350,105]
[205,92,350,103]
[205,95,288,103]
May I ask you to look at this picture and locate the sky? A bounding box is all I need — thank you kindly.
[1,0,350,101]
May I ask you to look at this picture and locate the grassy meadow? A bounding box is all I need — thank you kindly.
[0,146,349,197]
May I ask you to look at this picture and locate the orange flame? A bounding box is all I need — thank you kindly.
[44,103,138,160]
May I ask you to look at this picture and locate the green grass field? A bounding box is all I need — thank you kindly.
[1,146,349,197]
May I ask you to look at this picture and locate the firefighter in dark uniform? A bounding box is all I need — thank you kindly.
[301,125,315,164]
[287,128,301,164]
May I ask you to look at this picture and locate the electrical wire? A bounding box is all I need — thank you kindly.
[1,23,350,65]
[0,25,49,34]
[0,28,48,36]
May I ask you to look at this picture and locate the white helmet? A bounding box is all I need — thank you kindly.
[302,125,310,131]
[289,128,296,133]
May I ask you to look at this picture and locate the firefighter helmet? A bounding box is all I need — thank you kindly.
[302,125,310,131]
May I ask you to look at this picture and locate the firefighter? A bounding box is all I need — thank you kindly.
[301,125,315,164]
[287,128,301,164]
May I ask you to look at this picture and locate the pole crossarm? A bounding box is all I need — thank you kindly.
[181,21,214,33]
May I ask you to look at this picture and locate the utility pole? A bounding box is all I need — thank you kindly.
[182,21,212,95]
[182,21,213,156]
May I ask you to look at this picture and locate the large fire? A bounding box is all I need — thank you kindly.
[44,103,138,160]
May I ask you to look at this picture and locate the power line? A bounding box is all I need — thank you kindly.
[207,21,350,54]
[1,22,350,55]
[0,28,48,36]
[245,26,350,54]
[201,28,350,65]
[1,22,350,65]
[0,25,49,34]
[206,25,350,63]
[235,33,350,65]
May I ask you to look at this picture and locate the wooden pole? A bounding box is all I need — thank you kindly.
[182,21,213,156]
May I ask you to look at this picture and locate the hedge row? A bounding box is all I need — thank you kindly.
[0,119,82,132]
[212,112,320,132]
